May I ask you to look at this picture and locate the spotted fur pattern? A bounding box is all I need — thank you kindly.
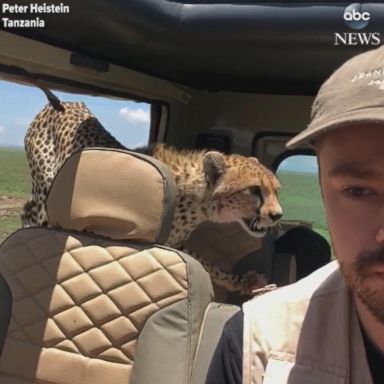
[22,102,282,295]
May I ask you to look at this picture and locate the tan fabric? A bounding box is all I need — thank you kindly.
[185,222,262,268]
[190,303,240,384]
[131,259,214,384]
[0,228,188,384]
[287,45,384,149]
[242,260,372,384]
[47,149,176,243]
[186,222,268,300]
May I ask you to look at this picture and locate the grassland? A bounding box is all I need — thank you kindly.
[0,148,330,246]
[277,170,330,243]
[0,148,30,241]
[0,148,30,197]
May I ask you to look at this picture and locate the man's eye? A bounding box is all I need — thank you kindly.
[343,187,374,198]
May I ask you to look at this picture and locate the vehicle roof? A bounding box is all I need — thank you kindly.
[4,1,384,95]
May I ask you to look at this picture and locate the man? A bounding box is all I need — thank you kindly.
[206,45,384,384]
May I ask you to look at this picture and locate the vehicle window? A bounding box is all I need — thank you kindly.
[0,80,151,242]
[276,154,330,244]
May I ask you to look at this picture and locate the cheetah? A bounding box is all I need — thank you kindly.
[22,101,283,295]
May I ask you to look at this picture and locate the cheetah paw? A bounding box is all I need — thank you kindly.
[239,270,270,296]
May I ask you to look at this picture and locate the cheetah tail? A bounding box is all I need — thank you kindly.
[37,86,65,113]
[9,66,65,112]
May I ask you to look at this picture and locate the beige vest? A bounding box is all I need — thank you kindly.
[242,261,373,384]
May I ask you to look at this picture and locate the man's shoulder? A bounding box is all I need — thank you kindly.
[245,260,346,312]
[242,261,350,357]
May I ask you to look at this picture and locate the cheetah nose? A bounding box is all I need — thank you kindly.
[269,212,282,222]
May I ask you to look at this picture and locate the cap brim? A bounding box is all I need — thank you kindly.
[286,107,384,149]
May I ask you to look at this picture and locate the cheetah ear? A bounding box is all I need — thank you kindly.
[250,157,259,164]
[203,151,226,187]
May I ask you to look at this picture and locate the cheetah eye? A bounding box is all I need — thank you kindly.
[248,186,261,196]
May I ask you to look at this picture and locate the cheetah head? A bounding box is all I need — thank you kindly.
[203,151,282,238]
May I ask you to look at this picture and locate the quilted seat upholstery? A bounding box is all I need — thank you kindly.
[0,149,214,384]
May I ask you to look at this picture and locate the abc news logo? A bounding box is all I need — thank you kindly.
[334,3,381,46]
[344,7,370,23]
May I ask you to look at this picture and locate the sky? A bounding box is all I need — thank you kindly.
[278,155,318,173]
[0,80,150,148]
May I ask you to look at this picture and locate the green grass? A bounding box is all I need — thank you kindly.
[0,215,22,241]
[0,148,30,197]
[277,170,330,244]
[0,148,30,242]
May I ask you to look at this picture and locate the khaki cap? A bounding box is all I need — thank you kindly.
[287,45,384,148]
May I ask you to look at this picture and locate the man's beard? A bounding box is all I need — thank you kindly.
[339,246,384,324]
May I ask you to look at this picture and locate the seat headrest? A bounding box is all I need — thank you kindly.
[47,148,176,243]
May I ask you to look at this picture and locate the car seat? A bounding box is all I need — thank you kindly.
[0,148,219,384]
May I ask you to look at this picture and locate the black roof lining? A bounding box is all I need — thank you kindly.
[2,1,384,94]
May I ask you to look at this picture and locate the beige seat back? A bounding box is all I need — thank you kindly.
[0,273,11,358]
[0,149,213,384]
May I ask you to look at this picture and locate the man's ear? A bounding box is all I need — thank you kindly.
[203,151,226,187]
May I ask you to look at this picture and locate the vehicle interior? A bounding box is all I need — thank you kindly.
[0,1,383,383]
